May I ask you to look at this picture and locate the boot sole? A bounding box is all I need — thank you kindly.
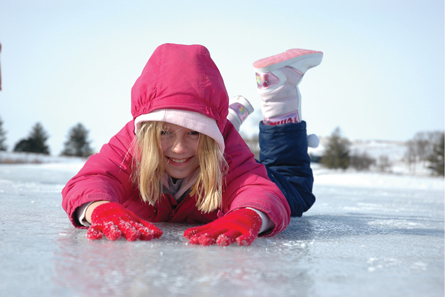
[254,49,323,74]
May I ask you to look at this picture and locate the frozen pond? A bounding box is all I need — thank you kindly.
[0,163,443,297]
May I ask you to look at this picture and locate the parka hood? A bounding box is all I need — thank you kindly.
[131,44,229,145]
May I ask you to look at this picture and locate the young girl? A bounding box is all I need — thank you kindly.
[62,43,322,246]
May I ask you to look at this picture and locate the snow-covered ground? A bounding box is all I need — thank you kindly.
[0,154,443,297]
[0,151,86,164]
[312,163,443,191]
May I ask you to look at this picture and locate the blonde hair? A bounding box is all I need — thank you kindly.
[133,121,227,213]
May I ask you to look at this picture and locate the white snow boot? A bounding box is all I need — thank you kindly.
[227,95,254,131]
[253,48,323,147]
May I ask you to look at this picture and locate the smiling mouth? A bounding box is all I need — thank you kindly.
[167,157,193,164]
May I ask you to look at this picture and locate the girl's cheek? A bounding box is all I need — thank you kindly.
[160,140,170,152]
[187,136,199,148]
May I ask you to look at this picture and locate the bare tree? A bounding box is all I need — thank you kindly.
[405,130,444,174]
[0,116,7,151]
[377,155,392,173]
[350,151,375,171]
[405,140,417,174]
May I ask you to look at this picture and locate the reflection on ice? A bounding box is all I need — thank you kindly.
[0,163,443,297]
[51,222,315,297]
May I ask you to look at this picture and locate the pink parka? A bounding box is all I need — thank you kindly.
[61,44,290,237]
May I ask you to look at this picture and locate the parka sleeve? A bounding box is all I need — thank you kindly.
[61,121,137,228]
[220,123,291,237]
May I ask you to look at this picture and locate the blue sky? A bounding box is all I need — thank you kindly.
[0,0,443,155]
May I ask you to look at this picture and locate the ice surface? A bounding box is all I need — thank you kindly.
[0,162,443,297]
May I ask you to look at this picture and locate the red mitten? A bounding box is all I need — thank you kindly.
[87,202,163,241]
[184,208,262,246]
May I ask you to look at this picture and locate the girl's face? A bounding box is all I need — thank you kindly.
[160,122,200,179]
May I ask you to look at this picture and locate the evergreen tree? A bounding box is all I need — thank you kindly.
[14,138,37,153]
[427,132,444,176]
[14,122,50,154]
[61,123,93,157]
[321,127,351,169]
[0,116,7,151]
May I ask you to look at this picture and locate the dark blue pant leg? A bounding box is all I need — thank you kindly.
[258,121,315,217]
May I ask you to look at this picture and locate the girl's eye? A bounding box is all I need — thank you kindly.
[161,130,171,136]
[189,131,200,136]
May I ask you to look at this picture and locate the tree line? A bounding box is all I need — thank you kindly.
[0,116,93,158]
[242,126,444,177]
[317,127,444,176]
[1,115,443,176]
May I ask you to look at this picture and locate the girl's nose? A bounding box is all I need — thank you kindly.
[171,138,187,154]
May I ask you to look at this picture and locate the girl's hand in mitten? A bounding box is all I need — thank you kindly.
[183,208,262,246]
[87,202,163,241]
